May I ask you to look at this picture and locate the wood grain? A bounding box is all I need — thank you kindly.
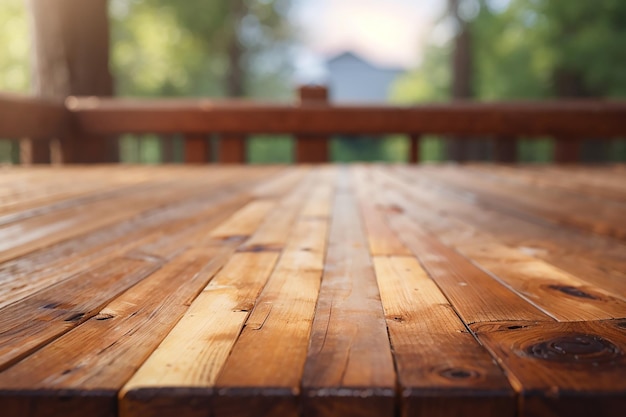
[383,165,626,298]
[472,320,626,417]
[373,256,515,417]
[0,245,238,417]
[212,169,335,417]
[0,165,624,417]
[120,252,279,417]
[300,170,396,417]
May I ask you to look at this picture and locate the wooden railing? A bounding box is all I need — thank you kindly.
[2,86,626,164]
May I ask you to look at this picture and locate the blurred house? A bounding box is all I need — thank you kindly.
[326,51,404,103]
[324,51,407,161]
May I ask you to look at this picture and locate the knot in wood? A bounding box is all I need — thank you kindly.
[438,367,480,381]
[547,285,598,300]
[525,334,621,365]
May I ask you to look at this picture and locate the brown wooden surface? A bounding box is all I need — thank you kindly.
[296,86,330,163]
[0,94,67,139]
[69,98,626,137]
[184,133,210,163]
[219,134,246,163]
[0,165,625,417]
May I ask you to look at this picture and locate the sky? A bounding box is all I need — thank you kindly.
[291,0,447,82]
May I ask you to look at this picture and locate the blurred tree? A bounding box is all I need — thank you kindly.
[26,0,113,98]
[532,0,626,98]
[110,0,294,98]
[392,0,626,161]
[395,0,626,101]
[25,0,115,163]
[0,0,30,93]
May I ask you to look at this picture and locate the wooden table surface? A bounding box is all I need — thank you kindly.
[0,164,624,417]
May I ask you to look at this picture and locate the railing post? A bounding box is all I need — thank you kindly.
[184,133,210,163]
[296,85,329,163]
[494,137,517,163]
[219,134,246,163]
[409,134,421,164]
[19,138,50,164]
[554,136,581,163]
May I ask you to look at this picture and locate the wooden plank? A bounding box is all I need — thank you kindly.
[385,208,550,324]
[241,169,316,251]
[300,169,396,417]
[472,320,626,417]
[373,256,515,417]
[209,200,276,239]
[0,167,155,214]
[371,167,626,318]
[420,165,626,240]
[0,176,243,264]
[464,164,626,204]
[353,167,412,256]
[0,245,237,417]
[0,166,281,264]
[385,165,626,296]
[70,98,626,137]
[0,256,161,371]
[120,169,318,416]
[0,168,280,309]
[451,241,626,321]
[120,251,280,417]
[212,169,335,417]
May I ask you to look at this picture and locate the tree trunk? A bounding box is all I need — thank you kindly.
[26,0,116,163]
[447,0,475,162]
[452,24,473,99]
[226,0,246,97]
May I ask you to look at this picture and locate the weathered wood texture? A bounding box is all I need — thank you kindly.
[0,165,624,417]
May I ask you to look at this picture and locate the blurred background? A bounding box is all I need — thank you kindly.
[1,0,625,164]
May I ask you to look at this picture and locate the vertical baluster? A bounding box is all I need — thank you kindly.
[184,133,210,164]
[219,134,246,163]
[554,136,581,163]
[409,134,421,164]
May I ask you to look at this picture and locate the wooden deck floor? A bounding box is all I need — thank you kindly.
[0,164,624,417]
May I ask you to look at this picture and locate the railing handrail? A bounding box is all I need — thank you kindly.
[2,88,626,164]
[67,97,626,137]
[0,93,68,139]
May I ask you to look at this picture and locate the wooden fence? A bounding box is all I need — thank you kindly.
[1,86,626,164]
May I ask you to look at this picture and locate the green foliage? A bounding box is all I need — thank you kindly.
[109,0,295,98]
[391,44,452,104]
[332,136,408,163]
[247,135,293,164]
[396,0,626,102]
[390,0,626,162]
[0,0,30,93]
